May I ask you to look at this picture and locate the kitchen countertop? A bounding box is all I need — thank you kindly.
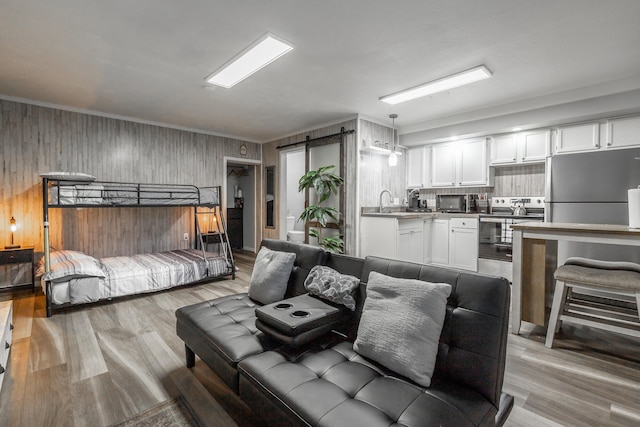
[510,221,640,235]
[361,211,481,219]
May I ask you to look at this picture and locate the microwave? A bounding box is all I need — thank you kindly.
[436,194,480,213]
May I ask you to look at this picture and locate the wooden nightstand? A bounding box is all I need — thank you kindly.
[0,247,35,292]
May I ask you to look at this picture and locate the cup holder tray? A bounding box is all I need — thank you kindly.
[255,294,345,337]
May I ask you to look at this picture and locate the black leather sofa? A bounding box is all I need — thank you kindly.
[176,239,514,426]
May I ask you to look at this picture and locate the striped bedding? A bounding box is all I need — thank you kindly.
[43,249,231,305]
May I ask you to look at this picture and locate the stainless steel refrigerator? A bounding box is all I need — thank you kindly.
[546,147,640,263]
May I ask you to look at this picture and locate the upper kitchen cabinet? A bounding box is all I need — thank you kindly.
[490,134,518,164]
[490,129,550,165]
[606,115,640,149]
[521,129,550,162]
[554,122,600,154]
[407,146,431,188]
[432,138,492,187]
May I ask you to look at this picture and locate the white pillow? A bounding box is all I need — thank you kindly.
[39,171,96,181]
[248,247,296,305]
[42,257,106,281]
[354,271,452,387]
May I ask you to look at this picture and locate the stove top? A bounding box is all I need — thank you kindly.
[488,195,545,219]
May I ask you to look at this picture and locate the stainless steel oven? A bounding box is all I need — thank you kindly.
[478,196,545,262]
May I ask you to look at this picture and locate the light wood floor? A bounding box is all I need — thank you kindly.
[1,251,639,426]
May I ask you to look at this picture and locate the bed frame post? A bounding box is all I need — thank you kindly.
[42,177,53,317]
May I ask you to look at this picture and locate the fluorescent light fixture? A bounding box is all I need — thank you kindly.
[512,127,523,132]
[380,65,492,105]
[206,33,293,88]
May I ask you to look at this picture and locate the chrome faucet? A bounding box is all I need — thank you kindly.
[379,189,392,213]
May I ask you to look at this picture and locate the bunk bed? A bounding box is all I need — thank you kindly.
[40,173,235,317]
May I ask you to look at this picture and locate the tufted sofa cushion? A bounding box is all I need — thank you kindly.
[239,341,495,427]
[175,293,267,392]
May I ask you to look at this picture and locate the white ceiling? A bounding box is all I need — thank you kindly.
[1,1,640,143]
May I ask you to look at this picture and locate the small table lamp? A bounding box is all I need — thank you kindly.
[5,216,20,249]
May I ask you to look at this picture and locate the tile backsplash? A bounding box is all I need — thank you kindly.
[416,163,545,209]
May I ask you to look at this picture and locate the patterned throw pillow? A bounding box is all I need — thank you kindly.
[304,265,359,311]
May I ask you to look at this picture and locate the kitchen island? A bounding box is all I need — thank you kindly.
[511,221,640,334]
[360,210,480,270]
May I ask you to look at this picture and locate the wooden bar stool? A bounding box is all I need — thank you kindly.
[545,257,640,348]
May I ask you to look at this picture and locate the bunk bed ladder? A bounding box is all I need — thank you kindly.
[195,207,236,278]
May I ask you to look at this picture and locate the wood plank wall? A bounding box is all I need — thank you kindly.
[358,118,407,208]
[261,119,358,254]
[0,100,260,259]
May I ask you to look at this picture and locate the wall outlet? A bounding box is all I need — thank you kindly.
[393,197,400,205]
[183,233,189,241]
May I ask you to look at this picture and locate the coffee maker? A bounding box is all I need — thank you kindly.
[408,189,420,209]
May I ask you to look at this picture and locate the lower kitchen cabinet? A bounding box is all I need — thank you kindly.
[361,215,478,271]
[448,218,478,271]
[430,219,450,266]
[360,217,423,263]
[397,221,423,263]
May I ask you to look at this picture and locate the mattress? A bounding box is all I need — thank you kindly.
[43,249,231,306]
[48,182,219,207]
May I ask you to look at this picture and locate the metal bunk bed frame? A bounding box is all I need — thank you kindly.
[41,177,236,315]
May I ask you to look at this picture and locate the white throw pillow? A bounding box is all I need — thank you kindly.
[354,271,452,387]
[248,247,296,305]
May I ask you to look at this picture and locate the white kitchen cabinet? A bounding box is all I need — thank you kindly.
[448,218,478,271]
[360,217,423,263]
[490,134,518,165]
[431,138,491,187]
[431,144,457,187]
[521,129,550,162]
[430,219,450,266]
[554,122,600,154]
[606,116,640,149]
[490,129,550,165]
[407,146,430,188]
[459,139,487,185]
[423,219,432,264]
[397,220,424,263]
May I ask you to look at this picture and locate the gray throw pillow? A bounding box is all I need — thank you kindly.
[354,271,452,387]
[304,265,359,310]
[248,247,296,305]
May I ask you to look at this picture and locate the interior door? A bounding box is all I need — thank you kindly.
[305,134,345,247]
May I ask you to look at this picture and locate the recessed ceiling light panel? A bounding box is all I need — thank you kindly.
[380,65,492,105]
[206,33,293,88]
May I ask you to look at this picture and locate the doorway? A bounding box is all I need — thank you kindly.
[224,157,260,252]
[279,148,306,240]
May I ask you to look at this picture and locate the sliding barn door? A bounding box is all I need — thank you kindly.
[305,135,345,249]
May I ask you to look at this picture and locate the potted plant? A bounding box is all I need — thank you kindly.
[298,165,344,253]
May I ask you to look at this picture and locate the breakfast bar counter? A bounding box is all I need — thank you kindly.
[511,222,640,334]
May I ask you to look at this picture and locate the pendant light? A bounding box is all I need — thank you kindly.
[388,114,398,167]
